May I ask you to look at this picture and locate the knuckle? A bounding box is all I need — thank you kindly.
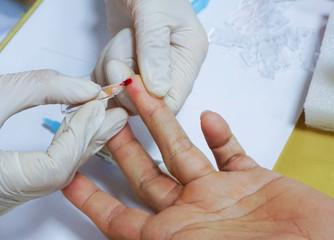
[166,136,194,163]
[51,169,72,189]
[33,69,60,82]
[40,69,60,77]
[198,35,209,58]
[33,153,73,190]
[134,171,160,196]
[48,164,73,189]
[142,100,164,119]
[26,69,61,91]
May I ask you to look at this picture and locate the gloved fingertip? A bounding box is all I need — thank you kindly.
[106,60,135,84]
[86,80,102,92]
[58,77,101,105]
[105,107,129,128]
[96,107,129,140]
[105,60,138,115]
[70,100,106,131]
[65,76,101,92]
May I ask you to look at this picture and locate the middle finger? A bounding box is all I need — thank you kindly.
[125,75,216,185]
[107,124,182,212]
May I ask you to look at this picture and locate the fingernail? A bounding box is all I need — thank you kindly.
[200,110,212,118]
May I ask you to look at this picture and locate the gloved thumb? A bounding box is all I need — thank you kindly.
[105,60,137,115]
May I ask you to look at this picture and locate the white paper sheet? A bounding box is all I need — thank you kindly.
[0,0,332,239]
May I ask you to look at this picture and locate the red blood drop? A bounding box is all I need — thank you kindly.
[122,78,132,86]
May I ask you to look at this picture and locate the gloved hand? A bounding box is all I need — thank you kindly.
[0,70,129,215]
[92,0,209,114]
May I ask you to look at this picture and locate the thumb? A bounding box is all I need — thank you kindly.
[0,70,100,126]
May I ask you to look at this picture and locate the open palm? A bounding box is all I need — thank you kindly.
[63,76,334,240]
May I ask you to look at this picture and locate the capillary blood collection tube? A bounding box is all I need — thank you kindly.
[61,79,131,114]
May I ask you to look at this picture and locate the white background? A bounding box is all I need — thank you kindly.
[0,0,332,239]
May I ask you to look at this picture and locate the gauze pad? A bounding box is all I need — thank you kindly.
[304,5,334,132]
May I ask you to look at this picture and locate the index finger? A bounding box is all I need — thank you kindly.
[125,75,215,185]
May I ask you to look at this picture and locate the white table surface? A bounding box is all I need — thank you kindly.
[0,0,332,239]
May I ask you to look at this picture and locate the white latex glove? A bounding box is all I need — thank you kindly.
[92,0,208,114]
[0,70,129,215]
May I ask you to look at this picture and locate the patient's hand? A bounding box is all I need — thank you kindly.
[63,75,334,240]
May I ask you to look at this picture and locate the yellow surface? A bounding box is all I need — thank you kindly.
[274,114,334,198]
[0,0,43,52]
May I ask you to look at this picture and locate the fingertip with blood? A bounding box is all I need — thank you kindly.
[124,75,146,103]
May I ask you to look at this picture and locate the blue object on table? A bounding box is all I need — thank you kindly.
[43,118,61,134]
[191,0,210,14]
